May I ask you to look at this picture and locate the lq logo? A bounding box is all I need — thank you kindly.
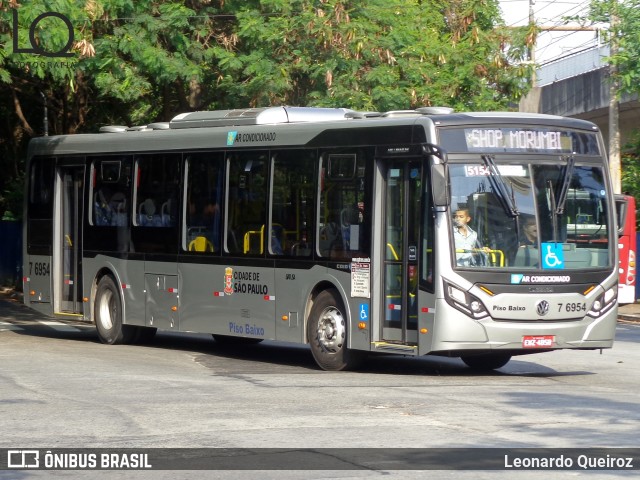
[12,9,75,58]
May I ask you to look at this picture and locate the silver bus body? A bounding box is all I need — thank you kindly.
[23,107,618,370]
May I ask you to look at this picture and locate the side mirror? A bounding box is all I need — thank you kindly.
[431,163,449,207]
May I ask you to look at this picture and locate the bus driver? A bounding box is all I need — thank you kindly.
[453,208,489,266]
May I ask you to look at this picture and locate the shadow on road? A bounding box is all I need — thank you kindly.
[1,297,594,378]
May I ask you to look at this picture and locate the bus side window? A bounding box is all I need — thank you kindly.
[27,157,55,251]
[226,152,268,255]
[184,152,224,253]
[271,150,315,257]
[134,154,180,228]
[90,158,131,227]
[318,151,370,259]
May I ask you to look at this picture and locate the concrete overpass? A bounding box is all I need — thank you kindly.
[519,46,640,150]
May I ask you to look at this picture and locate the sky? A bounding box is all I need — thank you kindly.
[499,0,607,64]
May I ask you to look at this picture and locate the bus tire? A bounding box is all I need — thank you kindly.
[94,275,135,345]
[307,289,364,371]
[461,353,511,371]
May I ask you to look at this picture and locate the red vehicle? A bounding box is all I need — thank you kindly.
[615,194,637,304]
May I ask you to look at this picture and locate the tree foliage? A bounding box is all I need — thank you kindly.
[0,0,534,218]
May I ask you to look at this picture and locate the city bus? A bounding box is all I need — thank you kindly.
[615,194,637,304]
[23,106,619,371]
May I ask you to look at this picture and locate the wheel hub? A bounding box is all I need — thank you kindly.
[316,307,346,353]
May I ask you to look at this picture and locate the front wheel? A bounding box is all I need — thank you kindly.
[461,353,511,371]
[94,275,135,345]
[307,289,364,371]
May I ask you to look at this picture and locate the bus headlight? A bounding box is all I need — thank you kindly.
[470,300,483,312]
[588,287,617,317]
[443,280,489,319]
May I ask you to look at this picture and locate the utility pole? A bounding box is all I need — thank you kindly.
[529,0,536,85]
[529,0,536,65]
[609,1,621,194]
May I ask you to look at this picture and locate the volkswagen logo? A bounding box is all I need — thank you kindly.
[536,300,550,316]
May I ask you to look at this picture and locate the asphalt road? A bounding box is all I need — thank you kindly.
[1,295,639,479]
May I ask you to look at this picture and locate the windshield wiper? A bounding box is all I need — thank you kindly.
[547,180,559,242]
[481,155,519,218]
[554,155,575,215]
[546,156,575,243]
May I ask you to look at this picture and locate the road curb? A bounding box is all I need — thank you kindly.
[0,288,23,303]
[618,315,640,324]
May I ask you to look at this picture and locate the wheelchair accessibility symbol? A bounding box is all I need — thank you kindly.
[359,304,369,322]
[541,243,564,269]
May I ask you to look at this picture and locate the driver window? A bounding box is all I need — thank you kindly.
[449,163,535,268]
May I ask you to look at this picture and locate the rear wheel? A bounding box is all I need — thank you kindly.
[307,289,364,371]
[94,275,135,345]
[461,353,511,371]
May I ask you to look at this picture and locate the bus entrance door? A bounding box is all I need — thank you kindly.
[381,160,421,345]
[54,166,84,316]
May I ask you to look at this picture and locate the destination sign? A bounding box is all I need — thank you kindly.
[466,128,569,152]
[438,127,601,155]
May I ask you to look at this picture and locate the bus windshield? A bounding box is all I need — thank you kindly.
[449,161,612,270]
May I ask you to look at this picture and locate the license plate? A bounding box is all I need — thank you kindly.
[522,335,555,348]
